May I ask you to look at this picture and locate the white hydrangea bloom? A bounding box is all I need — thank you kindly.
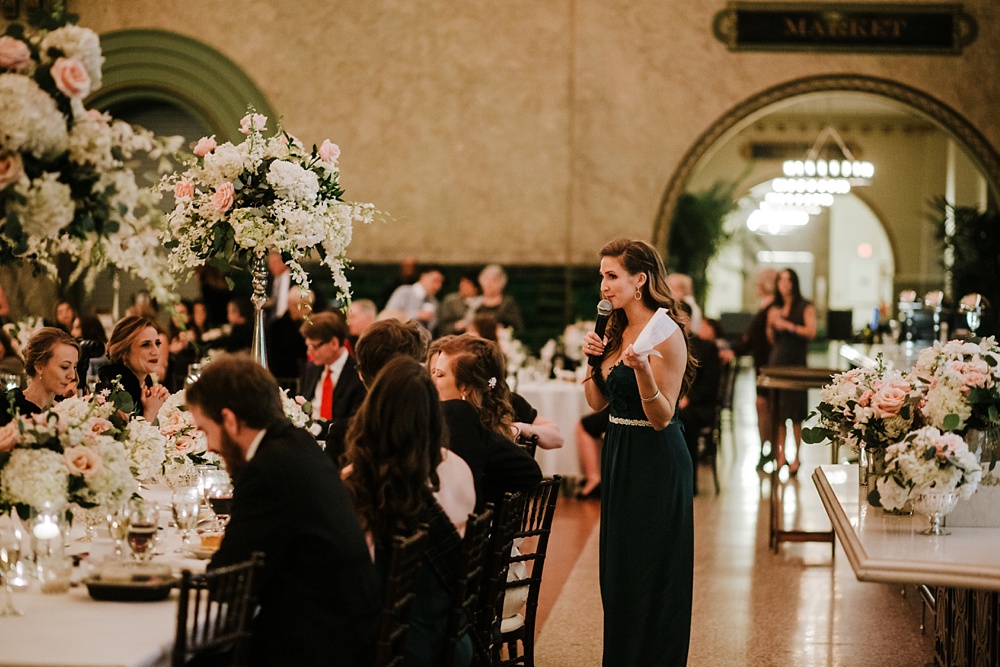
[0,73,68,157]
[0,448,69,509]
[122,418,168,481]
[11,172,75,238]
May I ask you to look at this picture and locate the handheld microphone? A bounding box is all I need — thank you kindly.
[588,299,614,367]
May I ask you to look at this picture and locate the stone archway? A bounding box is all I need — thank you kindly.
[652,74,1000,248]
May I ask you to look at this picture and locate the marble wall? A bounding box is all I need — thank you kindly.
[71,0,1000,267]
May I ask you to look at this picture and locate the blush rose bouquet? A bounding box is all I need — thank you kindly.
[160,111,380,302]
[912,337,1000,435]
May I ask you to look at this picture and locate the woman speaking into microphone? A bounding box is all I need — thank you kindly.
[582,239,696,666]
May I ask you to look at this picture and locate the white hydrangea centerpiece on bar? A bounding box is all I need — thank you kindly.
[0,19,183,301]
[870,426,982,511]
[160,111,379,302]
[912,337,1000,436]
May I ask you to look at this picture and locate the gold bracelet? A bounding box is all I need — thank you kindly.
[640,389,661,403]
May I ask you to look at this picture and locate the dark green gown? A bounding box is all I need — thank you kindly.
[595,361,694,666]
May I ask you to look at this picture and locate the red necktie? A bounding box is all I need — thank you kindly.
[320,369,334,420]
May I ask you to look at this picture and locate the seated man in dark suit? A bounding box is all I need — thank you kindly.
[678,318,723,496]
[186,355,379,667]
[299,312,366,434]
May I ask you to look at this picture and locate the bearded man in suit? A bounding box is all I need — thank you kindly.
[187,355,379,666]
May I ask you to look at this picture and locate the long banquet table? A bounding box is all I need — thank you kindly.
[813,464,1000,665]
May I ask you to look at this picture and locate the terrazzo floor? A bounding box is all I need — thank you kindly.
[533,365,935,666]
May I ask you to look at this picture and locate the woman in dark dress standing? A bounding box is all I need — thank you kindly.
[0,328,80,426]
[97,315,170,422]
[582,239,697,666]
[765,267,817,476]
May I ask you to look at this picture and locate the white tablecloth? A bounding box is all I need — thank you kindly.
[516,380,591,478]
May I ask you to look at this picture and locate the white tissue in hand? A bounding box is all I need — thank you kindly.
[631,308,679,358]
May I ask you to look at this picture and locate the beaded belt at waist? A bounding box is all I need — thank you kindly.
[609,415,654,428]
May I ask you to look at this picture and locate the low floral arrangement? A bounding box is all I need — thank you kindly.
[158,391,217,478]
[803,355,921,453]
[912,337,1000,434]
[870,426,982,511]
[0,393,137,518]
[0,17,183,301]
[281,390,322,438]
[160,111,378,302]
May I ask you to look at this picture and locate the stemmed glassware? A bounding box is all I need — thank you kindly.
[201,469,233,531]
[126,499,159,561]
[106,503,130,558]
[171,487,201,545]
[0,521,24,616]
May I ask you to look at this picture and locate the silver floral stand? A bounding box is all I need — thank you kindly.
[249,253,269,369]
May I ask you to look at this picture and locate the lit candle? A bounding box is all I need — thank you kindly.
[33,519,60,541]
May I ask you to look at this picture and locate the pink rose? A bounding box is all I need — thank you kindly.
[174,179,195,200]
[0,421,21,452]
[84,417,114,436]
[193,135,217,157]
[174,435,205,455]
[239,113,267,135]
[0,152,24,191]
[64,445,103,478]
[319,140,340,165]
[160,412,188,437]
[0,36,31,70]
[51,57,91,98]
[212,182,235,212]
[871,385,908,419]
[858,389,873,407]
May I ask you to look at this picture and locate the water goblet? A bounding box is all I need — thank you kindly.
[0,524,24,616]
[106,503,130,558]
[203,473,234,531]
[126,499,159,561]
[171,487,201,545]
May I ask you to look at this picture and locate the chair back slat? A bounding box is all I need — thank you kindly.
[172,553,263,667]
[514,433,539,458]
[442,505,494,665]
[374,528,430,667]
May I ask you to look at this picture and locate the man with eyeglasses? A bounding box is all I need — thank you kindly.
[298,312,366,436]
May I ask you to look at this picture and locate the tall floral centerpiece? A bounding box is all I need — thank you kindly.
[0,19,183,301]
[160,113,378,367]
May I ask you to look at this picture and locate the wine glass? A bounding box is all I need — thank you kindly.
[202,470,234,531]
[106,503,130,558]
[126,499,159,561]
[0,523,24,616]
[171,487,201,545]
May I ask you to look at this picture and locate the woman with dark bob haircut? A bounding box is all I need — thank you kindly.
[96,315,170,422]
[0,327,80,427]
[342,356,475,667]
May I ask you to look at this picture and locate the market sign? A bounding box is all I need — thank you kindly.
[713,3,977,54]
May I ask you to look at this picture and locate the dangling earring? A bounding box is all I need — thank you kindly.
[634,288,642,301]
[461,392,466,401]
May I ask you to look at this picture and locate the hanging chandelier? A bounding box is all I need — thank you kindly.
[779,126,875,195]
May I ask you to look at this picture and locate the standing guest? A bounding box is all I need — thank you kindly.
[430,335,542,508]
[766,267,817,476]
[346,298,378,349]
[473,264,524,334]
[97,316,170,422]
[435,269,482,336]
[728,267,778,469]
[0,328,79,426]
[582,239,696,666]
[54,300,77,333]
[384,265,445,331]
[667,273,702,333]
[266,286,311,384]
[195,265,232,328]
[186,355,380,667]
[265,251,292,322]
[0,328,25,378]
[677,318,724,496]
[343,356,476,667]
[299,312,366,427]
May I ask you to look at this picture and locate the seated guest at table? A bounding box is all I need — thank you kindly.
[1,328,79,426]
[97,316,170,422]
[53,299,77,333]
[300,312,366,434]
[677,318,723,496]
[384,264,446,331]
[343,356,476,667]
[71,314,108,390]
[474,264,524,335]
[466,312,500,342]
[224,298,253,353]
[430,335,541,508]
[576,408,610,499]
[187,355,380,667]
[435,269,482,337]
[346,298,378,350]
[0,328,25,378]
[326,319,430,463]
[266,286,311,385]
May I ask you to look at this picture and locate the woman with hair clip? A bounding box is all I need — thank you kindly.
[582,238,697,666]
[342,356,475,667]
[97,315,170,422]
[0,327,80,427]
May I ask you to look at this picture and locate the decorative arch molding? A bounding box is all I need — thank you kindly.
[88,29,276,143]
[652,75,1000,249]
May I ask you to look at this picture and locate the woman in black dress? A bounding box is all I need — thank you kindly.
[582,239,697,666]
[0,328,80,426]
[765,267,817,476]
[97,315,170,422]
